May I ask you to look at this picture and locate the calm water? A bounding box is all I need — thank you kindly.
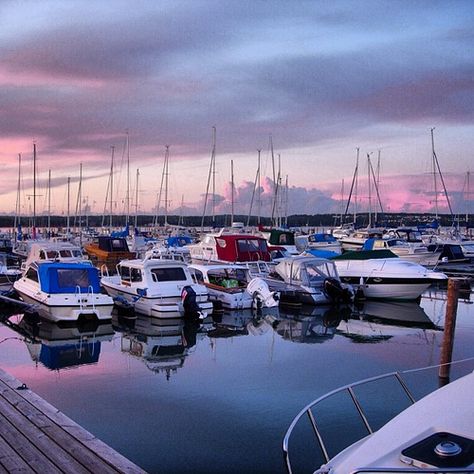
[0,286,473,474]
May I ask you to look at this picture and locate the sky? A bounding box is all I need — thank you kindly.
[1,0,473,219]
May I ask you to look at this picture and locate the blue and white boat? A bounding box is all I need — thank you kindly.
[13,261,114,322]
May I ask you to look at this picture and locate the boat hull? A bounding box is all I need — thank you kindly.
[101,281,213,318]
[14,289,114,322]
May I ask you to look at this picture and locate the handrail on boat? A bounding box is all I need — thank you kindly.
[282,357,474,474]
[350,468,474,473]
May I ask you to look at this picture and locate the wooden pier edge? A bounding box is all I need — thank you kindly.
[0,368,147,474]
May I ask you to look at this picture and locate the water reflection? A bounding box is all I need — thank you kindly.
[112,313,203,379]
[4,312,114,370]
[275,305,348,344]
[337,300,440,343]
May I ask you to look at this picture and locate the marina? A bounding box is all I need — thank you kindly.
[0,282,472,473]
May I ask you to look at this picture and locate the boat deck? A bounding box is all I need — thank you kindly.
[0,368,145,473]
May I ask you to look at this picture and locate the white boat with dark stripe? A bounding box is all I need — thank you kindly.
[333,249,447,300]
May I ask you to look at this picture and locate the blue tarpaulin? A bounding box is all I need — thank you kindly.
[38,262,101,294]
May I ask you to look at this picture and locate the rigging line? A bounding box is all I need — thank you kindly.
[368,157,384,214]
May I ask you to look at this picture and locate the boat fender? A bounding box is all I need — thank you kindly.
[181,285,202,319]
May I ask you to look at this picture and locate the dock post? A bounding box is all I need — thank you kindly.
[438,278,460,382]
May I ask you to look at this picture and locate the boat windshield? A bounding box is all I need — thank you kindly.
[150,267,187,282]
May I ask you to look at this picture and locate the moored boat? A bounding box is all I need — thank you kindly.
[100,258,213,319]
[189,263,280,310]
[262,256,353,306]
[13,261,114,322]
[333,250,447,300]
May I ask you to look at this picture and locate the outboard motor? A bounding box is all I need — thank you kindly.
[247,277,280,310]
[324,278,352,305]
[181,285,203,319]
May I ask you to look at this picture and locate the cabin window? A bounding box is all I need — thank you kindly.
[119,266,131,282]
[216,238,227,248]
[150,267,187,282]
[192,269,204,284]
[39,250,46,260]
[237,239,266,253]
[130,268,142,282]
[279,234,288,244]
[57,269,90,288]
[25,267,39,282]
[112,239,126,250]
[46,250,58,259]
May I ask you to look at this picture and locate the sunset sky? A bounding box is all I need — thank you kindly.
[1,0,473,218]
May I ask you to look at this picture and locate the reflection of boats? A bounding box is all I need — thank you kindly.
[274,306,345,344]
[11,313,114,370]
[114,314,201,379]
[354,300,438,329]
[336,303,440,343]
[284,361,474,473]
[13,261,114,322]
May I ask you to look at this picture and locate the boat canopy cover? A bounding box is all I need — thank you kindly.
[304,249,340,259]
[166,236,192,247]
[333,249,398,261]
[268,229,295,246]
[275,257,337,285]
[38,262,102,294]
[97,236,129,252]
[308,233,337,243]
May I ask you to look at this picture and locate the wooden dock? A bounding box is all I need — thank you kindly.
[0,369,146,473]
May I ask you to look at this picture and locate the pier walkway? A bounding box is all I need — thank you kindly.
[0,369,146,473]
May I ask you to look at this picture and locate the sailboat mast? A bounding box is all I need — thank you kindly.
[431,128,454,221]
[14,153,22,240]
[67,177,71,237]
[367,153,372,228]
[32,143,37,239]
[230,159,234,226]
[47,169,51,237]
[134,168,139,228]
[164,145,169,227]
[201,127,216,232]
[110,146,114,231]
[354,147,359,225]
[212,127,216,223]
[126,131,130,225]
[257,149,261,225]
[431,128,439,219]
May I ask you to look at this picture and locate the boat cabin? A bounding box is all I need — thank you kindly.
[190,232,271,263]
[24,261,102,295]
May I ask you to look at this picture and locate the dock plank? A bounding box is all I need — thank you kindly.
[0,369,146,474]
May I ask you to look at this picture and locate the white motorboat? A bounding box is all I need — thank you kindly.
[100,258,213,319]
[333,250,447,300]
[336,229,384,251]
[295,233,342,255]
[188,263,280,310]
[364,237,441,266]
[22,241,90,268]
[187,228,272,263]
[284,362,474,473]
[0,253,22,293]
[262,256,353,306]
[13,261,114,322]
